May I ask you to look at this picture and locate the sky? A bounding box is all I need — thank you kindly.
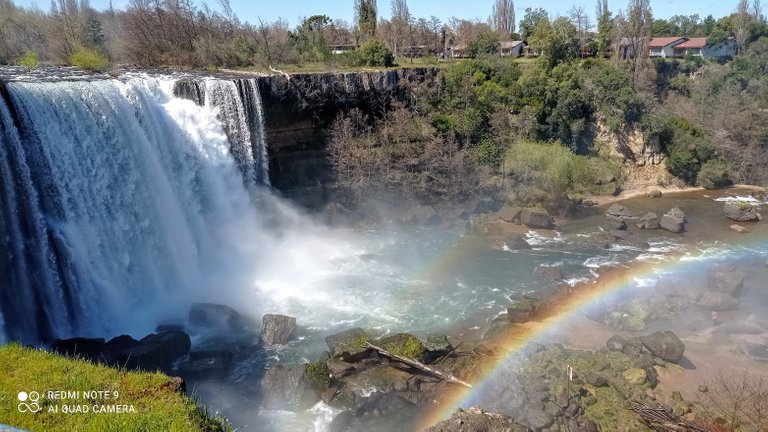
[13,0,745,28]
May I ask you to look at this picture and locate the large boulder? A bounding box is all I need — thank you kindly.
[377,333,427,362]
[423,335,453,362]
[105,335,138,358]
[533,264,563,280]
[521,208,555,229]
[724,201,762,222]
[261,314,296,345]
[117,330,191,372]
[507,298,544,323]
[660,207,686,233]
[497,205,522,223]
[51,337,106,363]
[606,204,634,218]
[504,235,531,250]
[636,212,660,230]
[260,365,319,411]
[603,215,627,231]
[697,291,738,310]
[325,328,371,362]
[639,331,685,363]
[179,349,234,380]
[707,264,745,296]
[189,303,250,331]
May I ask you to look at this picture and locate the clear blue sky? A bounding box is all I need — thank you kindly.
[14,0,746,27]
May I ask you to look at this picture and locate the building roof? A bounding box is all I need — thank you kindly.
[499,40,525,49]
[648,37,686,48]
[675,38,708,49]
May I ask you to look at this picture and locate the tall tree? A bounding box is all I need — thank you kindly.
[519,7,548,39]
[355,0,377,41]
[595,0,612,56]
[491,0,515,36]
[619,0,653,88]
[753,0,764,22]
[390,0,410,57]
[734,0,751,53]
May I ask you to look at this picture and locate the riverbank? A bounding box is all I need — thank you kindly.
[589,183,766,206]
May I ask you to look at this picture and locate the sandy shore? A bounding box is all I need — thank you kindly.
[589,184,765,206]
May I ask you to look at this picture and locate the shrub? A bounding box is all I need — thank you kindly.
[356,39,394,67]
[697,159,733,189]
[17,51,39,69]
[68,48,110,72]
[303,360,331,390]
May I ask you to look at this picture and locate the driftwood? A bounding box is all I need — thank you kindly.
[364,342,473,388]
[268,65,290,79]
[628,401,711,432]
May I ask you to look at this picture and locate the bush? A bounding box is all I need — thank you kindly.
[697,159,733,189]
[17,51,39,69]
[68,48,110,72]
[357,39,394,67]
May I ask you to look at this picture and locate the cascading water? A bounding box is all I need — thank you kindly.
[0,77,268,343]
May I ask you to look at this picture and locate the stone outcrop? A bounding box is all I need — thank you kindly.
[533,264,563,280]
[505,235,531,250]
[261,314,296,345]
[521,208,555,229]
[189,303,251,331]
[636,212,660,229]
[507,298,544,323]
[117,330,191,372]
[660,207,686,233]
[724,201,762,222]
[260,364,318,410]
[425,407,529,432]
[326,327,371,362]
[639,331,685,363]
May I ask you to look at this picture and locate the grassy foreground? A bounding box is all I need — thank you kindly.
[0,344,227,431]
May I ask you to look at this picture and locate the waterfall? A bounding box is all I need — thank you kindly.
[0,77,267,343]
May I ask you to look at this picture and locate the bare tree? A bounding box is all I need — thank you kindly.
[491,0,515,36]
[734,0,751,54]
[753,0,764,22]
[390,0,411,57]
[698,369,768,431]
[617,0,652,88]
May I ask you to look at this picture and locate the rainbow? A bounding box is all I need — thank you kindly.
[415,240,766,431]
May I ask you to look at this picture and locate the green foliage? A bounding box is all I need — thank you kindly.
[660,116,715,184]
[519,7,549,39]
[17,51,39,69]
[0,344,229,431]
[697,159,733,189]
[379,334,426,362]
[528,17,579,69]
[295,15,332,62]
[357,39,394,67]
[68,47,110,72]
[468,28,499,58]
[304,360,331,390]
[474,137,502,165]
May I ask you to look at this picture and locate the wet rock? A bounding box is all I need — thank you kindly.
[105,335,138,359]
[724,201,762,222]
[606,335,627,352]
[483,314,514,341]
[525,408,555,430]
[377,333,426,362]
[326,328,371,362]
[648,190,663,198]
[51,337,106,363]
[425,407,529,432]
[639,331,685,363]
[730,224,749,233]
[505,234,531,250]
[521,208,555,229]
[261,314,296,345]
[606,204,634,218]
[533,264,563,280]
[636,212,660,229]
[660,207,686,233]
[260,364,319,410]
[622,368,647,385]
[179,356,229,379]
[604,214,627,231]
[497,205,522,223]
[507,298,544,323]
[424,335,453,361]
[329,410,355,432]
[155,323,185,332]
[697,291,738,310]
[117,330,191,372]
[707,264,745,296]
[606,230,650,249]
[327,359,356,379]
[404,204,442,226]
[189,303,250,331]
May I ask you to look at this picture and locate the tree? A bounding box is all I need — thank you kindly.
[519,7,549,39]
[468,25,499,57]
[491,0,515,37]
[528,16,579,68]
[569,6,592,55]
[295,15,332,62]
[617,0,653,88]
[734,0,752,53]
[355,0,377,41]
[595,0,613,56]
[390,0,411,57]
[357,39,394,66]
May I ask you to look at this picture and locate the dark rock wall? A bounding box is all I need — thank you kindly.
[257,68,438,208]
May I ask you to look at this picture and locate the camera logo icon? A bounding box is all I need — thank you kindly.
[17,391,41,413]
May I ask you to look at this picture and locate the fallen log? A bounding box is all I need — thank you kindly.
[628,401,710,432]
[364,342,472,388]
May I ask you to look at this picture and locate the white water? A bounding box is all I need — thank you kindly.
[0,78,267,341]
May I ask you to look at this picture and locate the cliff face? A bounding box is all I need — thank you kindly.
[258,68,437,207]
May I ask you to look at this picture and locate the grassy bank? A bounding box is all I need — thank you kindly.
[0,344,226,432]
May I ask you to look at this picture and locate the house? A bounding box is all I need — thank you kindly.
[499,40,525,57]
[448,43,470,58]
[648,37,687,58]
[522,45,542,57]
[672,37,737,58]
[329,44,356,55]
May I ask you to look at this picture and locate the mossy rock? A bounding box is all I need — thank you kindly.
[622,368,647,385]
[377,333,426,362]
[304,360,331,390]
[325,328,371,362]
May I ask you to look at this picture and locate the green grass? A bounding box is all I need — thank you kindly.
[68,48,110,72]
[0,344,227,431]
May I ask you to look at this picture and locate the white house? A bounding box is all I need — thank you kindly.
[672,37,737,58]
[499,40,525,57]
[648,37,687,58]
